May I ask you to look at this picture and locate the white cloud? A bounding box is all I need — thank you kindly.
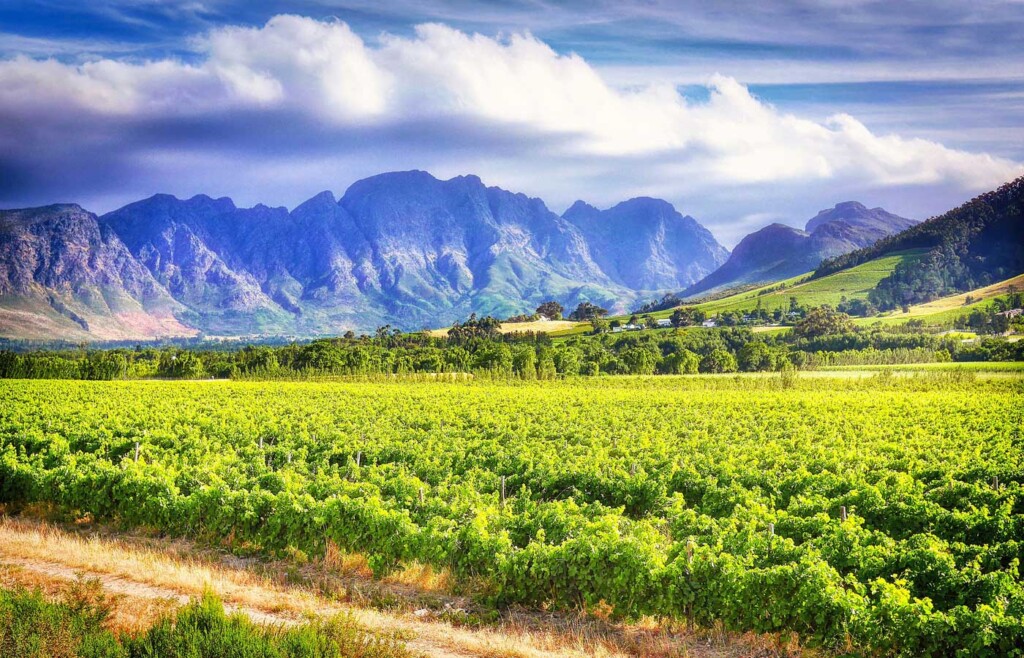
[0,14,1020,218]
[204,15,389,118]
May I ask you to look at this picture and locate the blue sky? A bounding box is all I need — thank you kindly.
[1,0,1022,245]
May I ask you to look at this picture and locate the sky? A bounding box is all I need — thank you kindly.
[1,1,1022,246]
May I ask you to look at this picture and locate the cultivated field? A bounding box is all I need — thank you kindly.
[686,250,925,317]
[1,372,1022,655]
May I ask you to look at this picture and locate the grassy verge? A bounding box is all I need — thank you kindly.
[0,583,410,658]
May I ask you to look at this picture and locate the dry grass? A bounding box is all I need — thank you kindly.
[0,563,178,634]
[0,516,791,657]
[886,272,1024,318]
[428,320,580,338]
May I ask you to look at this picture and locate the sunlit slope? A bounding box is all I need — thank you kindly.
[545,250,925,337]
[854,271,1024,326]
[693,250,926,314]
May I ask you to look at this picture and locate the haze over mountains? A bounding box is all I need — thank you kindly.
[0,171,915,341]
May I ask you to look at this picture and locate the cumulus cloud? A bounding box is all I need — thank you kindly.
[0,14,1020,242]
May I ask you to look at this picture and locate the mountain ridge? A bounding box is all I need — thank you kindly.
[1,171,729,339]
[682,201,917,298]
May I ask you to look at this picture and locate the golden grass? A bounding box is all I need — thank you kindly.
[883,272,1024,319]
[0,564,178,634]
[427,319,581,338]
[0,516,781,657]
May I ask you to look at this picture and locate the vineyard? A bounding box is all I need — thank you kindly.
[1,374,1022,656]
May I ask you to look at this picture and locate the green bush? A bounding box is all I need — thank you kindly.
[0,585,411,658]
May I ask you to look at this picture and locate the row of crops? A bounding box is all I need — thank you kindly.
[1,374,1022,655]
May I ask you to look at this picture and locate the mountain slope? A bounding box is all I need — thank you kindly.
[851,271,1024,327]
[814,176,1024,309]
[333,171,624,325]
[0,170,723,338]
[562,197,728,290]
[0,204,194,340]
[683,202,916,298]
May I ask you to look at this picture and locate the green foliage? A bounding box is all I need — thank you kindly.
[792,307,855,339]
[660,349,699,374]
[699,348,737,373]
[2,376,1024,654]
[817,175,1024,310]
[0,585,410,658]
[568,301,608,321]
[158,351,206,379]
[736,341,775,372]
[534,301,564,320]
[126,593,408,658]
[0,582,124,657]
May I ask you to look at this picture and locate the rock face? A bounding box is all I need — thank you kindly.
[0,171,730,338]
[0,204,193,340]
[562,197,729,290]
[683,202,916,298]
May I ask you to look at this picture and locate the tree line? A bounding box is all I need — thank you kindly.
[1,305,1020,381]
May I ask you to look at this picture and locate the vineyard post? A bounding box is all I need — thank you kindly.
[841,506,848,522]
[992,476,999,489]
[356,451,362,467]
[134,441,140,462]
[686,539,695,631]
[630,462,637,476]
[768,522,775,536]
[419,487,424,505]
[500,476,506,507]
[259,436,263,449]
[287,452,292,464]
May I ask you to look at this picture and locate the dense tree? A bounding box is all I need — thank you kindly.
[793,307,854,339]
[535,301,564,320]
[670,307,706,327]
[511,344,538,379]
[2,300,1021,382]
[553,346,582,376]
[474,342,513,375]
[700,348,737,373]
[661,349,700,374]
[737,342,775,372]
[590,318,610,334]
[621,345,659,375]
[157,351,205,378]
[569,302,609,321]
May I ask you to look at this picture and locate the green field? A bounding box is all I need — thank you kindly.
[1,374,1022,655]
[546,250,926,337]
[852,272,1024,329]
[685,250,926,317]
[816,360,1024,373]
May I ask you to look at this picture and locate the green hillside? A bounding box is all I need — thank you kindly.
[853,271,1024,327]
[813,175,1023,310]
[546,249,925,337]
[697,250,924,315]
[640,249,924,319]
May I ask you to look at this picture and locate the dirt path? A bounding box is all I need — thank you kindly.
[1,555,475,658]
[0,516,777,658]
[1,556,294,629]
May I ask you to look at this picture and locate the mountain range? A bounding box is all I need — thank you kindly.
[682,202,917,298]
[0,171,915,340]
